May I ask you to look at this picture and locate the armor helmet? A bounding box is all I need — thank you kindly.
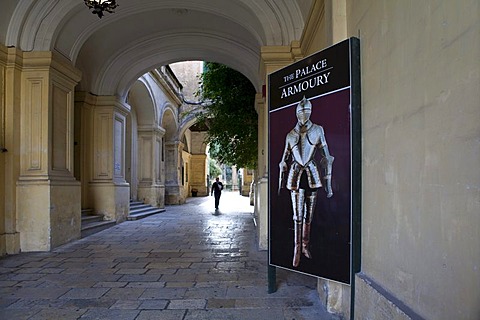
[296,96,312,125]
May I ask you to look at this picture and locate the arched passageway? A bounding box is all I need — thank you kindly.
[2,2,479,320]
[0,0,312,256]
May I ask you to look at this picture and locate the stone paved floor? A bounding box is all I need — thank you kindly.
[0,192,341,320]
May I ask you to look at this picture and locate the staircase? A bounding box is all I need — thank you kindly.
[81,209,116,238]
[127,201,165,221]
[81,202,165,237]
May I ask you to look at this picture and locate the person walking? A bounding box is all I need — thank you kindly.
[211,177,224,210]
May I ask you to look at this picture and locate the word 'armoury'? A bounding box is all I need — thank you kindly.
[280,59,330,99]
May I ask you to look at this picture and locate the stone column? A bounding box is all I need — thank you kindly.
[324,0,347,46]
[0,46,22,254]
[137,126,165,207]
[16,51,82,251]
[181,150,191,199]
[258,45,301,250]
[254,93,269,249]
[77,94,130,222]
[0,45,6,255]
[231,165,238,191]
[164,141,184,204]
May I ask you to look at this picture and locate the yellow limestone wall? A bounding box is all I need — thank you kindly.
[262,1,479,318]
[346,1,480,319]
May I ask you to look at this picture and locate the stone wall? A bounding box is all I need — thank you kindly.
[346,1,480,319]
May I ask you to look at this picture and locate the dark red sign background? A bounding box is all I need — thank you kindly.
[268,38,360,284]
[269,89,351,283]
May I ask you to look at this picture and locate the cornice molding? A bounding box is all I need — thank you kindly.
[150,69,183,106]
[137,124,166,135]
[0,44,8,66]
[21,50,82,83]
[74,92,130,114]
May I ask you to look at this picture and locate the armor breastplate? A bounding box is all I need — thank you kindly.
[291,133,315,166]
[287,122,323,167]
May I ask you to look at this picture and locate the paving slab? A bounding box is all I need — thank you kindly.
[78,308,139,320]
[0,192,340,320]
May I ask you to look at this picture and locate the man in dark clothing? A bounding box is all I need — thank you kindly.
[211,177,224,210]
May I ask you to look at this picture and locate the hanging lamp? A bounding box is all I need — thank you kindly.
[84,0,119,18]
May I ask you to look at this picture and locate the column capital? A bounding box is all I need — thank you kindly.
[138,124,166,135]
[0,44,8,66]
[165,140,184,149]
[191,154,207,159]
[260,42,304,76]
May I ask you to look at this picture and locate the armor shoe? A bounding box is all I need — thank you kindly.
[302,223,312,259]
[293,222,302,267]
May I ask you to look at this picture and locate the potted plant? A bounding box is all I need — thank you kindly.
[191,188,198,197]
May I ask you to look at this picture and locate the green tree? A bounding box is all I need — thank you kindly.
[208,158,222,179]
[196,62,258,169]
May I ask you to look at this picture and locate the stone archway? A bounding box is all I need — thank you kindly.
[0,0,311,255]
[127,78,164,206]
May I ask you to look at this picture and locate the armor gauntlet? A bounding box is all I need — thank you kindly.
[278,161,288,194]
[278,140,292,194]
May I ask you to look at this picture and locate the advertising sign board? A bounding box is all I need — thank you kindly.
[268,38,361,284]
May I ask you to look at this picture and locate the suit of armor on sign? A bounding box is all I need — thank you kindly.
[279,96,334,267]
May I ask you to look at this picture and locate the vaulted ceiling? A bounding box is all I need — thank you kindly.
[1,0,312,98]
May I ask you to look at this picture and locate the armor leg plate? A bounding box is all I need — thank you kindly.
[291,189,305,222]
[291,190,305,267]
[302,191,317,259]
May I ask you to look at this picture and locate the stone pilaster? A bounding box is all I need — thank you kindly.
[324,0,347,46]
[258,45,300,250]
[181,150,191,198]
[254,93,269,250]
[16,50,82,251]
[137,125,165,207]
[77,93,130,222]
[164,141,184,204]
[0,45,22,255]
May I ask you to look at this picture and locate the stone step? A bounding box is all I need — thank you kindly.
[129,203,151,211]
[81,209,116,238]
[81,208,94,216]
[81,214,103,224]
[129,206,160,215]
[81,220,116,238]
[127,201,165,221]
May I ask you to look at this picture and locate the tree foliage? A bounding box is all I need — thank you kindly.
[196,62,258,169]
[208,158,222,179]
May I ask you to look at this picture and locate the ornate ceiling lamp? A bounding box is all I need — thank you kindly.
[84,0,119,19]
